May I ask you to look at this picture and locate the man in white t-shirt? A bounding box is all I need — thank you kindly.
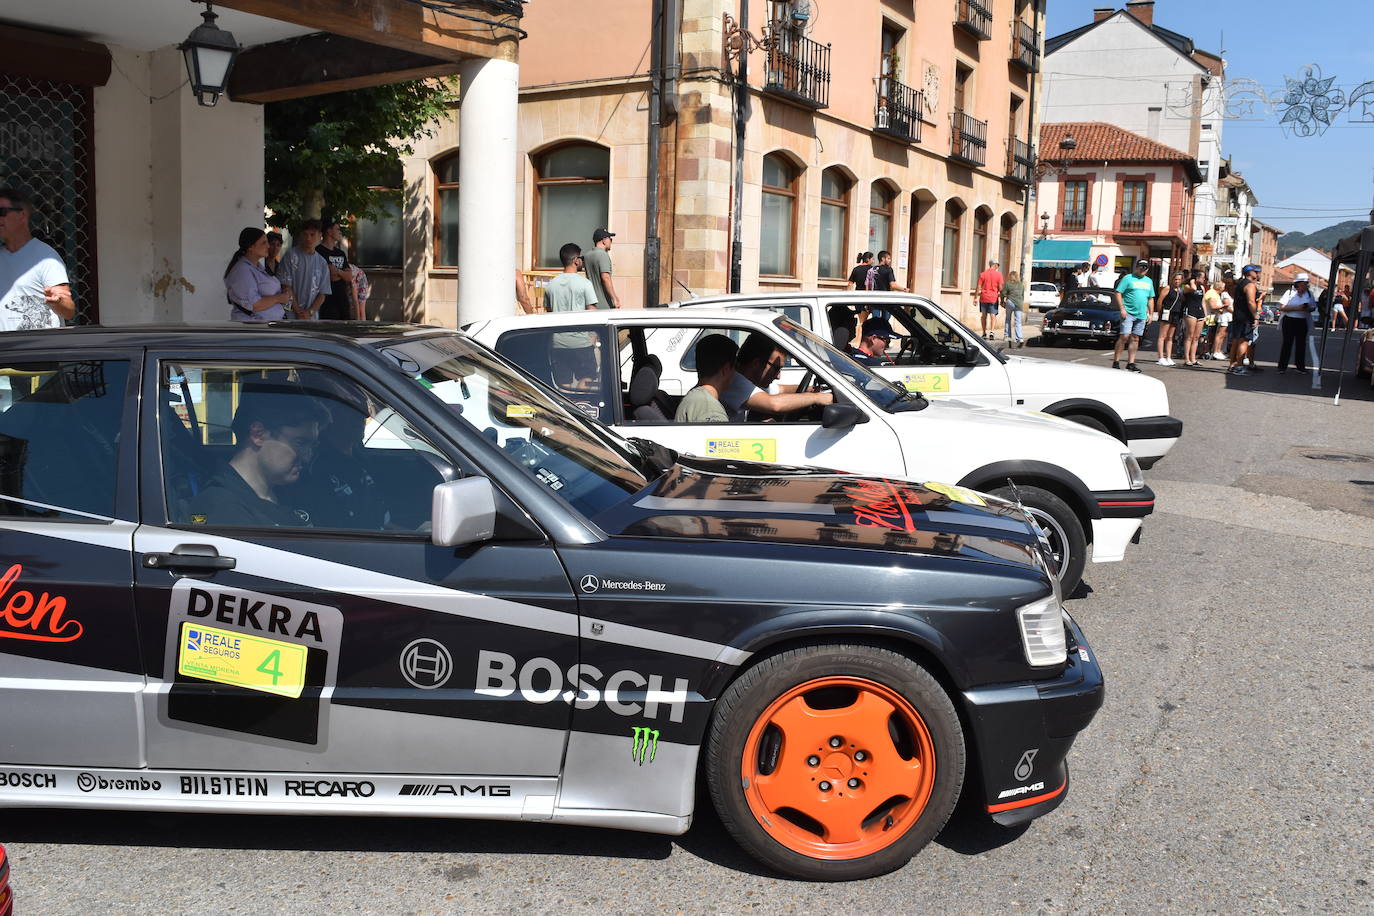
[720,331,833,422]
[0,187,74,331]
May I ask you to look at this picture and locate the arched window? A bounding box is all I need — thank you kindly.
[868,183,897,254]
[971,209,991,286]
[818,168,851,279]
[760,153,799,276]
[431,152,461,268]
[533,143,610,269]
[942,201,964,288]
[1000,214,1017,275]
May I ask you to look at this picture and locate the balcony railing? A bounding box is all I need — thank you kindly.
[1062,209,1087,232]
[1011,20,1039,70]
[1121,210,1147,232]
[874,76,923,143]
[1007,137,1033,185]
[956,0,992,39]
[950,109,987,166]
[763,23,831,110]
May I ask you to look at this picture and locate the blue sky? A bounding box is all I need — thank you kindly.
[1045,1,1374,236]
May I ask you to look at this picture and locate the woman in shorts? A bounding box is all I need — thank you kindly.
[1155,271,1186,366]
[1179,270,1208,366]
[1211,278,1233,359]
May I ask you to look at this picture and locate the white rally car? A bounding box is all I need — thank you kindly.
[673,292,1181,469]
[467,308,1155,595]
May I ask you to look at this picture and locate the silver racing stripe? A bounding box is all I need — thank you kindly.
[634,495,836,516]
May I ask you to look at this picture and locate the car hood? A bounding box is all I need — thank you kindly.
[594,456,1044,571]
[1002,353,1170,400]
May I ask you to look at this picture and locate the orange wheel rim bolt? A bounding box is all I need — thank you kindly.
[739,676,936,860]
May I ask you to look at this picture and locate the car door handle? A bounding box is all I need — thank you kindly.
[144,546,236,572]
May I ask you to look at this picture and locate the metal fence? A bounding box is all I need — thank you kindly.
[874,76,923,143]
[0,74,97,324]
[956,0,992,39]
[951,110,988,166]
[764,24,830,110]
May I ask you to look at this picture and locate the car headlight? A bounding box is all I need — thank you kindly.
[1017,595,1067,667]
[1122,453,1144,489]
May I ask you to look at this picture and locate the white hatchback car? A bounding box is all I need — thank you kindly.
[1027,283,1063,312]
[467,308,1155,594]
[673,292,1181,469]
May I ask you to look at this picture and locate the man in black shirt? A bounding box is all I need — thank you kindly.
[191,389,328,527]
[316,220,357,320]
[1228,264,1262,375]
[869,250,908,292]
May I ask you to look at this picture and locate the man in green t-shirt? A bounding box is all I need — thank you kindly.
[583,228,621,309]
[675,334,738,423]
[544,242,599,385]
[1112,259,1156,372]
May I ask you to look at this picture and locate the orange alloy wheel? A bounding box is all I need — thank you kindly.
[739,676,937,860]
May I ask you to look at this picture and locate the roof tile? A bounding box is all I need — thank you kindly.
[1040,122,1193,163]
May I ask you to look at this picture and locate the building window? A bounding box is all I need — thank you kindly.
[761,153,799,276]
[1000,214,1016,274]
[534,143,610,269]
[1120,181,1147,232]
[1062,180,1088,231]
[869,182,896,253]
[354,161,404,269]
[818,167,851,279]
[942,201,963,288]
[971,210,990,286]
[1199,160,1210,181]
[433,151,460,268]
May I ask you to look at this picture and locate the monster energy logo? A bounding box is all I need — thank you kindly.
[631,727,659,765]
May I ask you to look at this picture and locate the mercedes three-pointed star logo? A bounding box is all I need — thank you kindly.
[580,574,600,594]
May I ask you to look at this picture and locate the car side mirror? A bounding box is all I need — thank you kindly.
[821,402,867,430]
[431,477,497,548]
[959,343,981,366]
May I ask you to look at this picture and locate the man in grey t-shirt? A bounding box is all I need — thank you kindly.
[544,242,599,385]
[675,334,737,423]
[583,227,620,309]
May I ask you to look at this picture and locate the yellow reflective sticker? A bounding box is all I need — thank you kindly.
[924,481,987,506]
[178,622,307,699]
[706,438,777,463]
[190,515,207,525]
[506,404,536,419]
[902,372,951,393]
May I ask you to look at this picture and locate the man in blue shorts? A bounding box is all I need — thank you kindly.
[1112,259,1155,372]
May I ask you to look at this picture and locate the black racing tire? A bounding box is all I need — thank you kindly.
[706,644,964,882]
[1039,333,1057,347]
[991,484,1087,596]
[1062,412,1112,437]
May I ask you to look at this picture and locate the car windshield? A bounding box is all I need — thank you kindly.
[377,333,651,518]
[772,316,924,412]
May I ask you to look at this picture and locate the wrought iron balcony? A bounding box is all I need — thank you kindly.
[763,23,830,110]
[1007,137,1033,185]
[1011,20,1039,71]
[1062,209,1087,232]
[956,0,992,39]
[874,76,923,143]
[1121,210,1147,232]
[950,109,987,166]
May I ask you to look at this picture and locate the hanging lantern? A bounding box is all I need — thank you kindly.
[180,2,240,107]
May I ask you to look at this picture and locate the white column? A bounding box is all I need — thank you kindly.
[457,56,518,325]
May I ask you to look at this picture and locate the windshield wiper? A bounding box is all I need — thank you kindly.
[627,436,677,476]
[888,383,930,411]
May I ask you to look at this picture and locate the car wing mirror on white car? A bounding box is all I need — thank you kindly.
[821,402,867,430]
[431,477,497,548]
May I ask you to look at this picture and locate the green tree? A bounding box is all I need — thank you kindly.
[264,79,458,230]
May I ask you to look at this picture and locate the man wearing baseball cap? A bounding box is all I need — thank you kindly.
[1111,259,1155,372]
[848,317,897,366]
[583,227,620,309]
[1229,264,1262,375]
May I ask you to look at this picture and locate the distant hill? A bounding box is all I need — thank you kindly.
[1276,220,1367,258]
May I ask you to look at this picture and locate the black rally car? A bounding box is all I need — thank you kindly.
[0,324,1102,881]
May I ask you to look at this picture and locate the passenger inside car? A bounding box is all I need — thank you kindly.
[189,384,327,528]
[674,334,737,423]
[723,332,834,421]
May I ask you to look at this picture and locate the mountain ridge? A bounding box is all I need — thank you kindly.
[1276,220,1367,258]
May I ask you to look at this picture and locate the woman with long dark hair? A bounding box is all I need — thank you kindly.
[224,227,292,322]
[1179,269,1207,366]
[1154,271,1185,366]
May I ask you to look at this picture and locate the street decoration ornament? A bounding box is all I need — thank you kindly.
[1276,65,1345,137]
[180,2,239,108]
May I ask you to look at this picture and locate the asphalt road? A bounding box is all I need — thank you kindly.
[7,324,1374,915]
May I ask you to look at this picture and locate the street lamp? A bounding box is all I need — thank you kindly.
[1038,211,1051,241]
[180,2,240,107]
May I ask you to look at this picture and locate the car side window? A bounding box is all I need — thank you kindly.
[0,360,128,520]
[494,326,615,424]
[158,362,451,533]
[647,325,819,425]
